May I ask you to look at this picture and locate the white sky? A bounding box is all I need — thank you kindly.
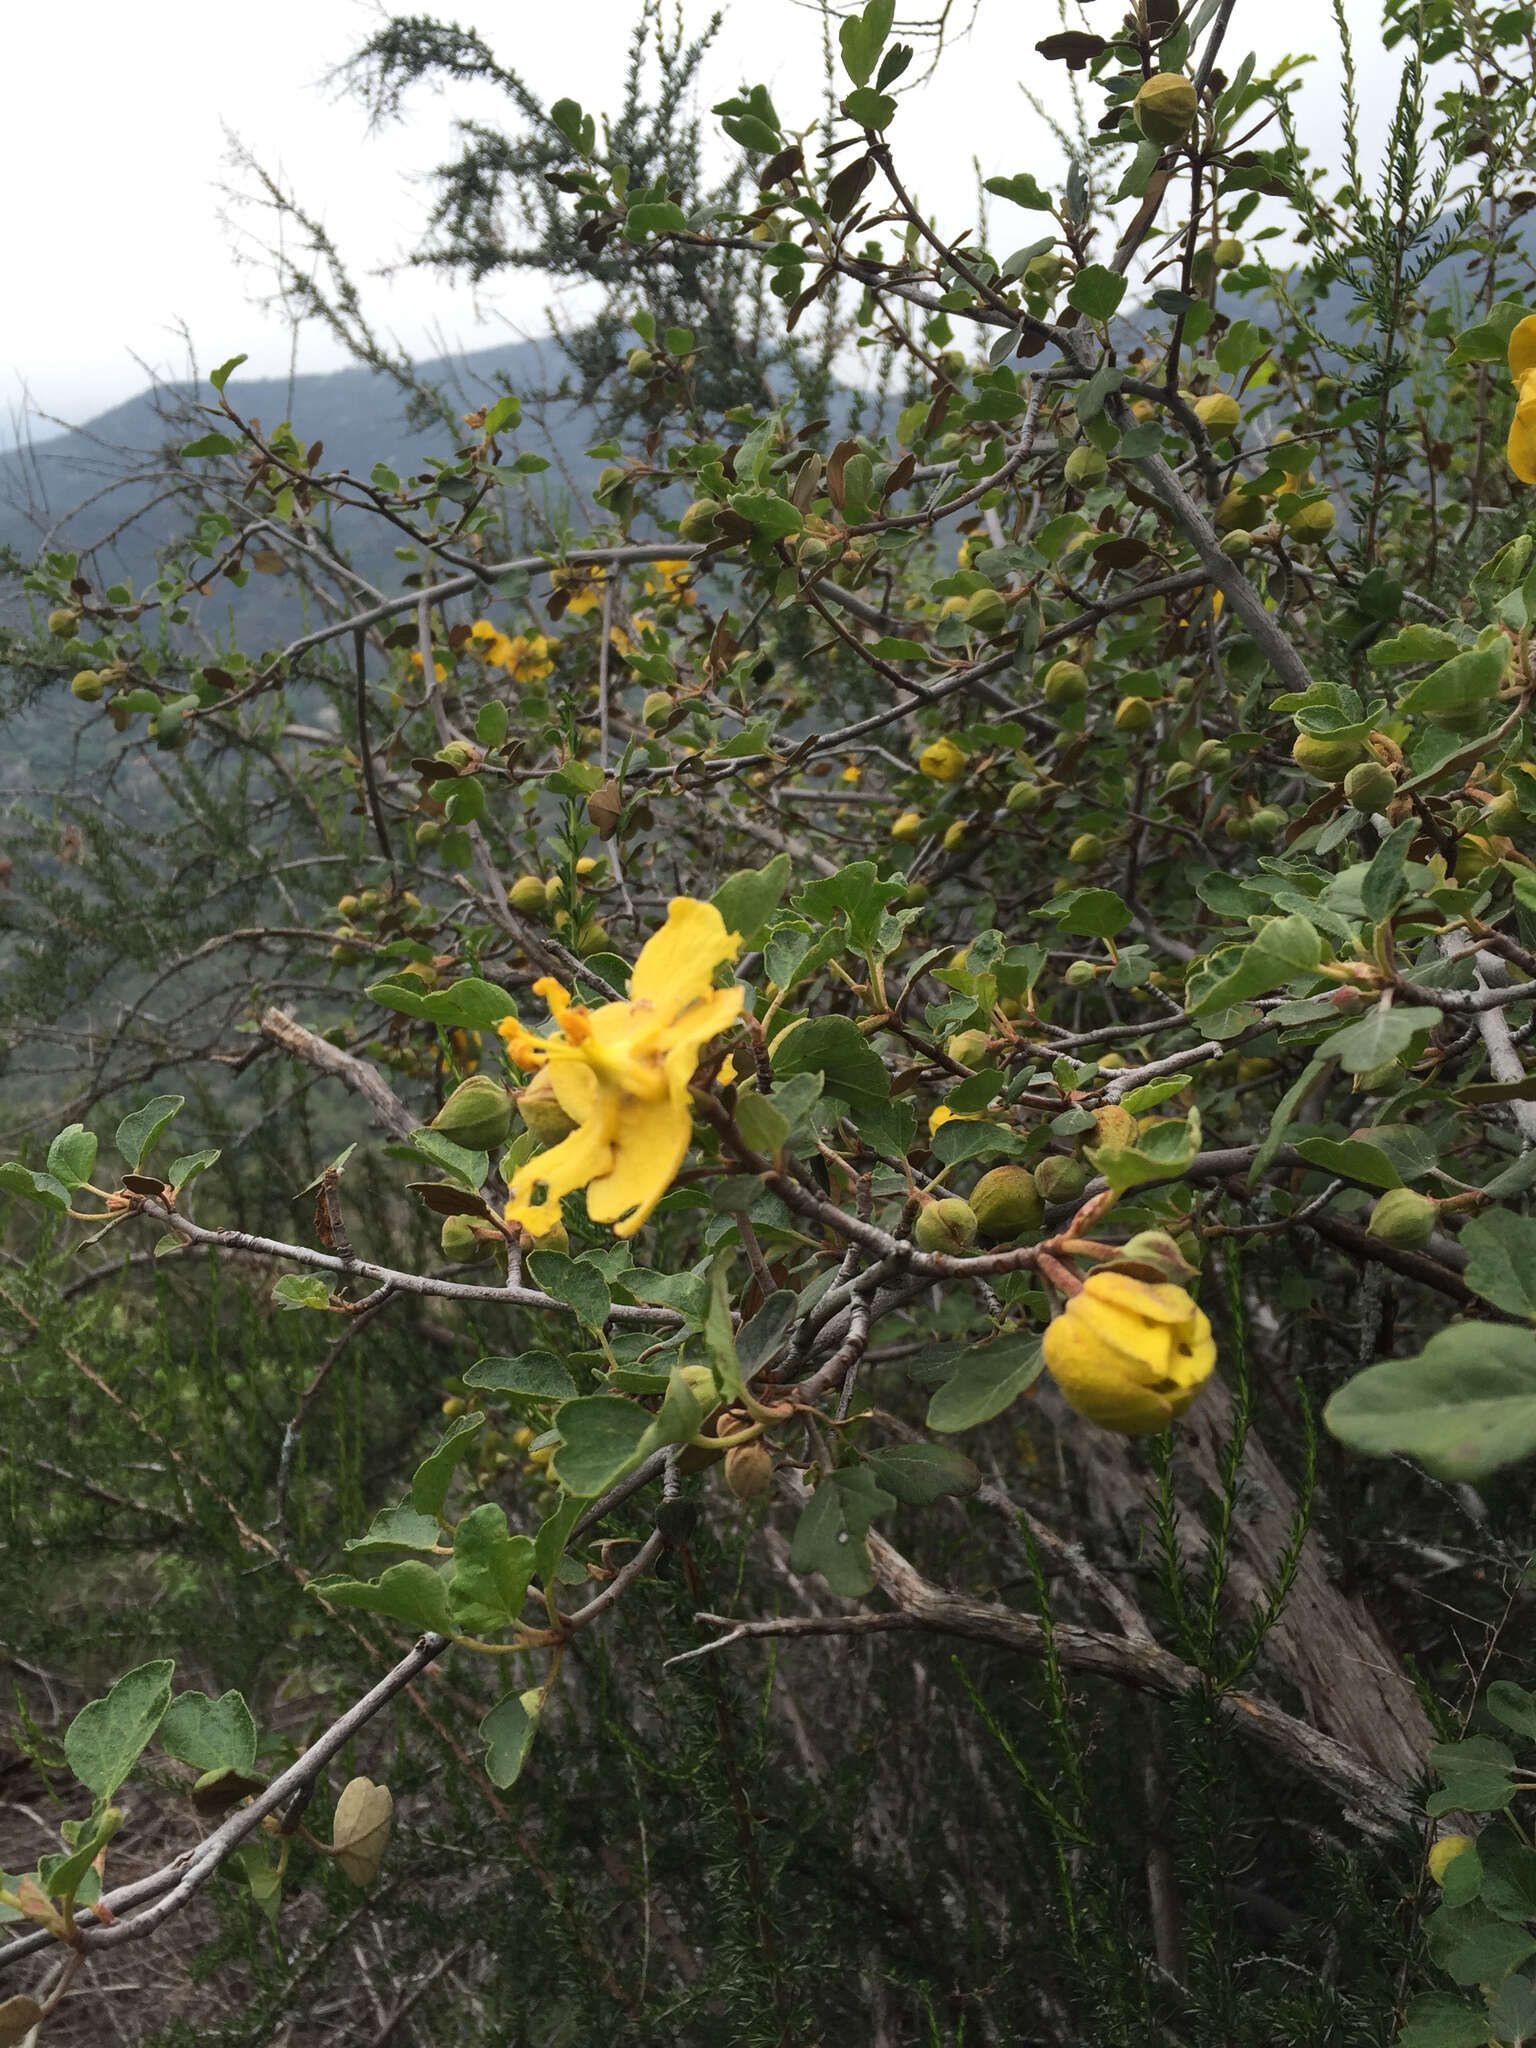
[5,0,1393,442]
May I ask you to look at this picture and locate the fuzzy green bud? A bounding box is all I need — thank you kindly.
[431,1076,514,1153]
[1292,732,1366,781]
[1113,694,1156,736]
[1344,760,1396,814]
[441,1214,500,1264]
[1367,1188,1438,1251]
[970,1165,1045,1241]
[1133,73,1199,147]
[947,1029,991,1069]
[1068,832,1105,865]
[1034,1155,1091,1206]
[508,874,548,915]
[1064,446,1109,489]
[913,1196,978,1255]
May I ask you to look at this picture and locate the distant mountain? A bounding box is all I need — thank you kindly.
[0,335,608,642]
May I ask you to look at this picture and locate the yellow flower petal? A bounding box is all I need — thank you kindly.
[584,1093,693,1235]
[1041,1272,1216,1435]
[629,898,742,1013]
[1510,316,1536,383]
[504,1109,617,1237]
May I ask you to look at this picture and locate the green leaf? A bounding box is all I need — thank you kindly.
[476,701,509,749]
[1398,642,1507,722]
[1361,817,1420,923]
[271,1273,333,1312]
[1324,1004,1440,1075]
[481,1689,543,1788]
[1489,1975,1536,2046]
[549,1396,653,1496]
[1367,624,1462,666]
[1187,917,1322,1016]
[771,1014,889,1109]
[1086,1109,1202,1193]
[1447,298,1533,366]
[406,1129,488,1190]
[930,1119,1027,1165]
[1067,265,1127,321]
[625,200,690,238]
[1487,1681,1536,1743]
[1324,1324,1536,1480]
[1462,1209,1536,1318]
[0,1163,71,1212]
[864,1443,980,1504]
[167,1148,220,1191]
[736,1092,790,1159]
[343,1500,445,1556]
[159,1690,258,1775]
[1398,1994,1501,2046]
[209,354,248,393]
[926,1335,1044,1432]
[789,1466,897,1596]
[839,0,895,85]
[527,1251,611,1331]
[712,853,791,945]
[46,1124,98,1191]
[309,1561,455,1634]
[1041,888,1131,939]
[795,861,908,950]
[449,1505,537,1633]
[483,393,522,436]
[65,1660,176,1799]
[115,1094,184,1172]
[411,1413,486,1517]
[181,432,241,458]
[843,86,897,127]
[985,172,1053,211]
[464,1353,579,1404]
[1428,1905,1535,1986]
[1290,1137,1403,1190]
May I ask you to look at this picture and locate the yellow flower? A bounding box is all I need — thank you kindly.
[644,559,698,607]
[1042,1270,1216,1435]
[841,763,862,784]
[553,569,607,617]
[496,899,743,1239]
[918,737,968,784]
[501,633,555,683]
[1428,1834,1475,1885]
[1508,315,1536,484]
[409,650,448,682]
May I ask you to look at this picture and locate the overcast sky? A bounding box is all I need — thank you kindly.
[6,0,1394,443]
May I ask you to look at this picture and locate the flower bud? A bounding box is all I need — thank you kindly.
[1068,832,1105,865]
[1113,695,1156,735]
[892,809,923,842]
[724,1441,774,1500]
[913,1196,978,1254]
[1194,739,1231,772]
[1220,529,1253,559]
[1041,659,1088,706]
[1064,958,1098,989]
[626,348,656,376]
[1344,760,1396,814]
[441,1214,499,1263]
[962,586,1008,631]
[70,670,104,701]
[1292,732,1366,781]
[642,690,674,729]
[1005,778,1044,813]
[47,607,80,638]
[1133,73,1199,147]
[1163,759,1196,792]
[677,499,723,543]
[1284,500,1336,542]
[970,1165,1044,1240]
[1216,490,1267,533]
[1247,805,1288,844]
[1034,1154,1091,1205]
[508,874,547,915]
[1213,238,1245,269]
[1366,1188,1438,1251]
[523,1212,569,1254]
[918,736,969,783]
[946,1029,991,1069]
[431,1076,514,1153]
[516,1067,578,1146]
[1194,392,1241,433]
[1103,1230,1199,1284]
